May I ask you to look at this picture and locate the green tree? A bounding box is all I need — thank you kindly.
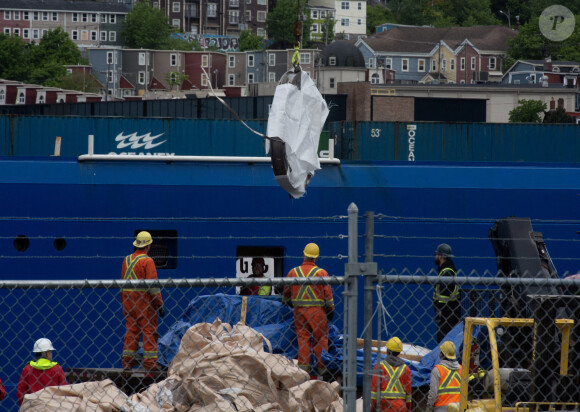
[121,2,172,49]
[0,34,29,81]
[165,36,199,51]
[266,0,312,48]
[508,99,547,122]
[239,30,264,51]
[434,0,499,26]
[543,106,575,123]
[164,71,189,91]
[320,16,336,44]
[506,16,580,66]
[55,71,103,93]
[366,4,393,34]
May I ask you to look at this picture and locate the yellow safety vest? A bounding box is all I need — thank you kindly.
[433,267,459,303]
[291,266,325,307]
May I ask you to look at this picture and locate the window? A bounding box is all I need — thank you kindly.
[257,11,266,21]
[138,71,145,84]
[3,28,10,35]
[358,19,362,25]
[321,11,326,18]
[23,29,29,39]
[139,52,146,66]
[311,24,318,32]
[418,59,425,72]
[371,73,380,84]
[202,73,209,86]
[268,53,275,66]
[358,2,362,9]
[228,55,235,68]
[442,59,447,71]
[82,13,88,22]
[100,14,108,23]
[52,12,58,21]
[208,3,217,17]
[385,58,392,70]
[33,11,39,20]
[329,77,335,88]
[4,11,10,20]
[460,57,465,71]
[257,28,265,36]
[489,57,496,70]
[107,70,113,83]
[91,31,98,41]
[432,59,437,71]
[246,10,251,21]
[107,52,114,64]
[247,73,254,83]
[450,58,455,71]
[341,1,349,9]
[42,12,49,21]
[247,54,254,67]
[13,28,20,37]
[173,2,180,12]
[329,56,336,66]
[32,29,40,39]
[230,0,239,6]
[368,57,376,68]
[100,31,107,41]
[171,53,178,66]
[18,92,25,104]
[14,11,20,20]
[110,14,116,23]
[269,72,276,82]
[23,12,29,20]
[402,58,409,72]
[201,54,209,67]
[109,31,116,41]
[312,10,318,19]
[229,10,239,23]
[299,52,311,64]
[258,0,267,4]
[0,90,4,102]
[172,18,179,27]
[191,24,198,34]
[471,56,476,70]
[228,74,235,86]
[341,18,349,26]
[42,29,48,36]
[92,14,98,23]
[72,13,79,22]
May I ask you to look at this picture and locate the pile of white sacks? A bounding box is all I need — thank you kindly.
[21,319,361,411]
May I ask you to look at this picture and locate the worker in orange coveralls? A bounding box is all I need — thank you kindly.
[121,231,164,376]
[283,243,334,378]
[371,337,412,412]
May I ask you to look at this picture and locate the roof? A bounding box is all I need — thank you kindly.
[321,40,365,67]
[0,0,130,13]
[362,25,516,54]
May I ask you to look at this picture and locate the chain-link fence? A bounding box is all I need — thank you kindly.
[2,206,580,411]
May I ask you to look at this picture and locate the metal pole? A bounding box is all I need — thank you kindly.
[343,202,359,412]
[363,211,374,411]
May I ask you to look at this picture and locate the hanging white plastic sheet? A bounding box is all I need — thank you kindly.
[266,70,329,199]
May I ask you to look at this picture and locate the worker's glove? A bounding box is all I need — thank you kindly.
[326,309,334,322]
[158,306,165,318]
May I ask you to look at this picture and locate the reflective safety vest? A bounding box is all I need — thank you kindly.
[30,358,58,371]
[291,266,325,307]
[433,267,459,303]
[122,254,160,295]
[434,364,462,407]
[371,362,411,402]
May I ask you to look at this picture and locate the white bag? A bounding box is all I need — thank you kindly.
[266,70,329,199]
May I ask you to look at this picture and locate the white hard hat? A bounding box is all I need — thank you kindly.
[33,338,55,353]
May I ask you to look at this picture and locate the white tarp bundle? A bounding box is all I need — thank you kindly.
[266,70,330,199]
[21,319,360,411]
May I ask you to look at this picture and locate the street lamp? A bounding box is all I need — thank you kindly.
[499,9,511,29]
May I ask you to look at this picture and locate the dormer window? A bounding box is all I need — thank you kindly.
[329,56,336,66]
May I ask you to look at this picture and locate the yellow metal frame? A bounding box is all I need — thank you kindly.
[459,317,574,412]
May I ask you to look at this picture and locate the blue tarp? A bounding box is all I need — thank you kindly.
[158,294,486,387]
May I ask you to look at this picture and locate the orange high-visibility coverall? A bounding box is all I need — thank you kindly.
[370,356,412,412]
[283,261,334,374]
[121,250,163,371]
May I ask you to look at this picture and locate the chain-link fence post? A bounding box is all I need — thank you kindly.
[343,202,359,412]
[363,211,376,411]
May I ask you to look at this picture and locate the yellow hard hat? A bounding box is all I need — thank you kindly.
[133,231,153,248]
[303,243,320,258]
[386,337,403,352]
[440,341,456,359]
